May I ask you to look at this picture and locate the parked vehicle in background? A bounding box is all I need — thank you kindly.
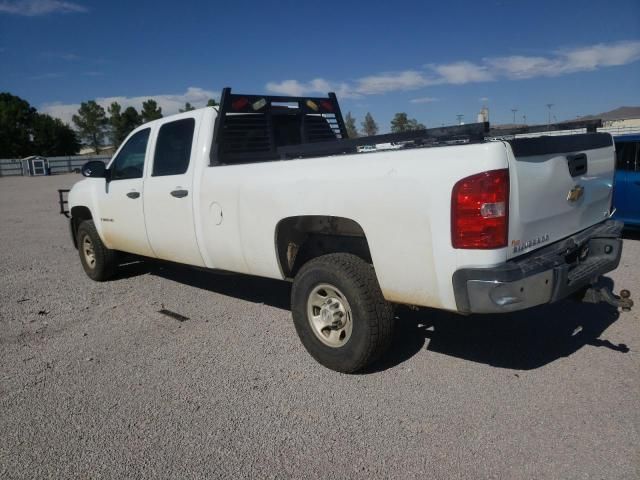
[375,142,404,151]
[59,88,633,372]
[356,145,376,153]
[613,135,640,228]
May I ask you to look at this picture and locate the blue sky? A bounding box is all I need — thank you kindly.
[1,0,639,130]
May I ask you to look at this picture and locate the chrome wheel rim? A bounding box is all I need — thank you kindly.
[307,283,353,348]
[82,235,96,269]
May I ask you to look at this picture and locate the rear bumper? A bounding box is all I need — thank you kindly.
[453,220,623,314]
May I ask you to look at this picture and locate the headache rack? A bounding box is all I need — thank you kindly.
[211,87,349,165]
[210,87,604,164]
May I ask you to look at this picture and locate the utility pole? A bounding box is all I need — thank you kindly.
[456,114,464,125]
[511,108,518,124]
[546,103,554,125]
[522,114,527,125]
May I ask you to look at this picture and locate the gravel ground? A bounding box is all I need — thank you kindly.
[1,173,638,479]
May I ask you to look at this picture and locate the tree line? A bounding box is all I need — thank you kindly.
[0,92,218,158]
[1,91,424,158]
[0,93,80,158]
[344,111,425,138]
[72,98,218,154]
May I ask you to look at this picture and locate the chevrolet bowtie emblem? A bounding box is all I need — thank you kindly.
[567,185,584,202]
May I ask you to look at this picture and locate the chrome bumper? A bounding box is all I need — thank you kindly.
[453,220,624,314]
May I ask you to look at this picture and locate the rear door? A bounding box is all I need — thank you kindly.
[143,116,205,267]
[506,133,615,259]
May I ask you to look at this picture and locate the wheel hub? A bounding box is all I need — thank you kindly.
[83,235,96,269]
[307,284,353,348]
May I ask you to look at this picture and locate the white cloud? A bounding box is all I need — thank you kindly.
[560,41,640,71]
[265,79,314,96]
[487,55,559,79]
[42,87,218,125]
[487,40,640,79]
[265,78,354,98]
[0,0,87,15]
[410,97,438,104]
[432,61,493,84]
[266,71,431,98]
[265,40,640,99]
[354,70,432,94]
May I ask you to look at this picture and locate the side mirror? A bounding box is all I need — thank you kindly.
[81,160,107,178]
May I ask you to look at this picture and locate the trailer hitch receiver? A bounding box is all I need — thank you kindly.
[581,285,633,312]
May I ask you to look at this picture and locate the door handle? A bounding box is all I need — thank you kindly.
[170,189,189,198]
[126,191,140,199]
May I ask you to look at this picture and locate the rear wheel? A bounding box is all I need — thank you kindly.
[291,253,394,373]
[76,220,117,281]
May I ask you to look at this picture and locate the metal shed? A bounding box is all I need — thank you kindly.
[21,156,49,176]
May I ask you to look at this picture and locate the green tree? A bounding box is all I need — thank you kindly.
[408,119,426,130]
[107,101,123,146]
[140,99,162,123]
[72,100,108,154]
[206,98,218,107]
[108,103,141,147]
[120,107,141,139]
[390,112,426,133]
[31,114,80,156]
[361,112,378,136]
[0,92,36,157]
[344,112,358,138]
[179,102,196,112]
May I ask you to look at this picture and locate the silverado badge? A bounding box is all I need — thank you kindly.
[567,185,584,202]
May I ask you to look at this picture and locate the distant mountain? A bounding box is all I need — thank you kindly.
[577,106,640,121]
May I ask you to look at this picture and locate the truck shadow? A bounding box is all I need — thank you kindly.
[369,296,627,373]
[622,228,640,241]
[116,261,629,372]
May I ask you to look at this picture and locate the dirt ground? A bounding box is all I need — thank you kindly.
[1,173,638,479]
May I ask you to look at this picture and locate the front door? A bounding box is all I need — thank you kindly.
[143,117,205,267]
[99,128,155,257]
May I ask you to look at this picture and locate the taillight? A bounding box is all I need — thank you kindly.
[451,169,509,249]
[231,97,249,110]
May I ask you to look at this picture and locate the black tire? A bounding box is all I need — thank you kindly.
[291,253,394,373]
[76,220,117,281]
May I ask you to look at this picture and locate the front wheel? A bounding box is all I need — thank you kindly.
[76,220,117,281]
[291,253,394,373]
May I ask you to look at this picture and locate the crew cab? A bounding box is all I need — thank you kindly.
[61,88,633,372]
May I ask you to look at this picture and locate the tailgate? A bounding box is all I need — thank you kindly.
[505,133,615,259]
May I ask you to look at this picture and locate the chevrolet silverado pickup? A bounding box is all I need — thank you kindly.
[60,88,633,372]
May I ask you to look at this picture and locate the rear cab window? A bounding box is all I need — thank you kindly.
[152,118,196,176]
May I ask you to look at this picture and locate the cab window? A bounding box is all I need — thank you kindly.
[111,128,150,180]
[616,142,639,171]
[152,118,195,176]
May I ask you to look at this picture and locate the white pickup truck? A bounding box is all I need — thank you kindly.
[62,88,632,372]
